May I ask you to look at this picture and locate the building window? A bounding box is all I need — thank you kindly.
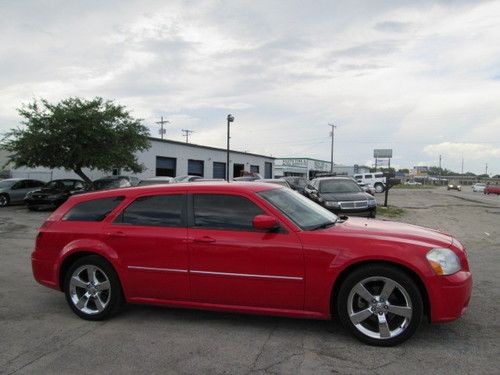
[250,165,260,174]
[188,159,204,177]
[213,162,226,179]
[156,156,176,177]
[265,162,273,179]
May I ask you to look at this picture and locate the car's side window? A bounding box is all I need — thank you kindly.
[114,194,185,227]
[64,196,125,221]
[193,194,264,231]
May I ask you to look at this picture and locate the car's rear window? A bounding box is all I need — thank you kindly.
[64,196,125,222]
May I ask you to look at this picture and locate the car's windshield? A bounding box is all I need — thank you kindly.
[45,180,75,189]
[258,188,338,230]
[0,180,16,188]
[320,179,362,193]
[94,179,127,190]
[138,180,171,186]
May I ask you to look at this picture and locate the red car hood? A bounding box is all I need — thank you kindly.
[329,217,454,248]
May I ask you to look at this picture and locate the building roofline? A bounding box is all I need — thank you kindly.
[277,157,331,163]
[149,137,275,160]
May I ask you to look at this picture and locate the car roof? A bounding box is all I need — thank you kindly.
[67,182,279,203]
[312,176,353,181]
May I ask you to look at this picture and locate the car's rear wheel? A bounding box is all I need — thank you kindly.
[336,264,423,346]
[374,183,384,193]
[64,255,123,320]
[0,194,9,207]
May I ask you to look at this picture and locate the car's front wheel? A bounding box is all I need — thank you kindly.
[64,255,123,320]
[336,264,423,346]
[374,183,384,193]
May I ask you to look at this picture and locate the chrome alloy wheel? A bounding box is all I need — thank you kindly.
[347,276,413,340]
[69,265,111,315]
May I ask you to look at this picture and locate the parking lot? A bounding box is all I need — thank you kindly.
[1,187,499,375]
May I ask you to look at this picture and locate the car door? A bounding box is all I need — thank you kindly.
[10,180,31,203]
[103,192,190,301]
[188,192,305,310]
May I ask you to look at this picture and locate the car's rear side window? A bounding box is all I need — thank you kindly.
[193,194,263,231]
[114,194,185,227]
[64,196,125,222]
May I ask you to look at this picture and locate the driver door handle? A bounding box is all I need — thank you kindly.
[193,236,216,243]
[106,231,127,238]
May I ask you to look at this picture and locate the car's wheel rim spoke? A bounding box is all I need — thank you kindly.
[69,265,111,315]
[347,276,412,340]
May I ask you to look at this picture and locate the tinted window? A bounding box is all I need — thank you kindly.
[364,174,372,179]
[374,173,384,178]
[319,179,362,193]
[115,194,184,227]
[64,196,124,221]
[12,180,28,189]
[193,194,263,231]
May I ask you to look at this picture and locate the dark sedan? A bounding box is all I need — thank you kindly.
[24,179,89,210]
[305,177,377,218]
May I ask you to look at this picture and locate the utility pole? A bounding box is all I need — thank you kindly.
[156,116,170,140]
[226,114,235,181]
[181,129,194,143]
[439,154,442,170]
[329,123,337,173]
[485,163,488,176]
[461,154,464,174]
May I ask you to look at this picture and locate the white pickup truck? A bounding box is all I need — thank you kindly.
[353,172,386,193]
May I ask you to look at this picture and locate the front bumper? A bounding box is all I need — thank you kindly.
[428,270,472,323]
[325,206,376,218]
[25,197,65,208]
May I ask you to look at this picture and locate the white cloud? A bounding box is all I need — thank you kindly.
[423,142,500,160]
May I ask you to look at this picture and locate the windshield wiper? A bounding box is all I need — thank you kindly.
[309,220,337,231]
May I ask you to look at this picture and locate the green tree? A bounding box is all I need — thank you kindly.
[2,97,150,183]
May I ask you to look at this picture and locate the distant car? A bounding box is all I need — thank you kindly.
[357,182,376,196]
[404,181,422,186]
[93,176,137,191]
[24,179,89,210]
[472,183,486,192]
[305,177,377,218]
[484,185,500,195]
[0,178,46,207]
[233,176,262,181]
[260,178,292,188]
[138,177,175,186]
[173,175,203,183]
[283,177,308,195]
[353,173,386,193]
[447,183,462,191]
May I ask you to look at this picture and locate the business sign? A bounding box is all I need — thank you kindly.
[374,149,393,158]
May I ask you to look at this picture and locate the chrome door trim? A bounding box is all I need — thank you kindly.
[190,270,303,280]
[128,266,188,273]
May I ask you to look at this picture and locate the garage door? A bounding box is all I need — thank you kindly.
[213,162,226,179]
[188,160,204,177]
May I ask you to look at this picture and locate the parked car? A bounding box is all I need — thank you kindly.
[138,177,175,186]
[24,179,90,210]
[260,178,292,188]
[0,178,45,207]
[404,181,422,186]
[31,182,472,346]
[305,177,377,218]
[353,173,386,193]
[283,177,308,195]
[472,183,486,192]
[173,175,203,183]
[233,176,262,181]
[484,185,500,195]
[93,176,138,191]
[447,183,462,191]
[357,182,376,196]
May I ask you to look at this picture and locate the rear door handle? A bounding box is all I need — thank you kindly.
[193,236,216,243]
[106,231,127,238]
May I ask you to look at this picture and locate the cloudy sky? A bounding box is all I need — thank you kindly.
[1,0,499,174]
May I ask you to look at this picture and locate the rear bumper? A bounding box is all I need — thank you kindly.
[429,270,472,323]
[32,254,59,290]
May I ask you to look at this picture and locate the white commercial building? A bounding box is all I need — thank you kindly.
[6,137,275,181]
[274,158,369,179]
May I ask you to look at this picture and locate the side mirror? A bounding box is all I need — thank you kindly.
[252,215,279,231]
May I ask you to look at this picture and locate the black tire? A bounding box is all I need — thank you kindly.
[374,183,384,193]
[0,194,10,207]
[336,264,423,346]
[63,255,124,320]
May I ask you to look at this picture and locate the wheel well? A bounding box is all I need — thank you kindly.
[59,251,110,291]
[330,260,431,321]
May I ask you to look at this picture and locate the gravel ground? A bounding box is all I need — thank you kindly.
[1,187,499,375]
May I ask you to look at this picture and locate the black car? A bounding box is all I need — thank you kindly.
[305,177,377,218]
[92,176,140,190]
[283,176,308,195]
[24,179,89,210]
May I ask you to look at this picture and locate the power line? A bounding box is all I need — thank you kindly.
[155,116,170,140]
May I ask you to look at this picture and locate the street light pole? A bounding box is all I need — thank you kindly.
[226,114,235,181]
[329,123,337,173]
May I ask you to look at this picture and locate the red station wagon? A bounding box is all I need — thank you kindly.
[484,185,500,195]
[31,182,472,346]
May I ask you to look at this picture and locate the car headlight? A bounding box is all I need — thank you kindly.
[368,198,377,207]
[324,201,339,208]
[426,248,461,275]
